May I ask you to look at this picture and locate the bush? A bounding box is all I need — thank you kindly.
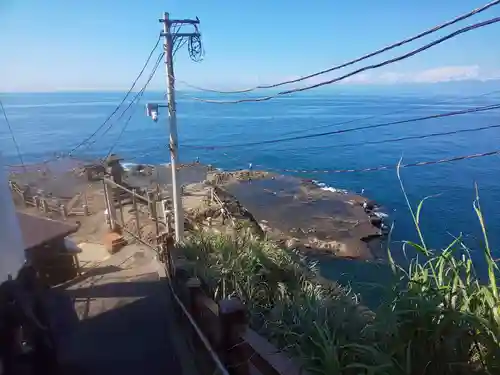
[178,169,500,374]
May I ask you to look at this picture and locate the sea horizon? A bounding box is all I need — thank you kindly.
[1,89,500,280]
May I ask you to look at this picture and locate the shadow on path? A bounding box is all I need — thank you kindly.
[49,278,183,375]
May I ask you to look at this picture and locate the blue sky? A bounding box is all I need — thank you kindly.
[0,0,499,92]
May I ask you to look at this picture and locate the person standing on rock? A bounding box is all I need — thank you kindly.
[248,163,253,183]
[106,154,125,186]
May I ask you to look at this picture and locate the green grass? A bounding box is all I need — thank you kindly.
[179,169,500,374]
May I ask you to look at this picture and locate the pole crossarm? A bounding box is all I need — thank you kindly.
[161,32,201,38]
[165,18,200,25]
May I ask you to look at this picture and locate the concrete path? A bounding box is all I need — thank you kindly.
[49,244,194,375]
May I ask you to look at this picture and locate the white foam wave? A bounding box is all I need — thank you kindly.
[372,211,389,219]
[312,180,348,194]
[121,162,138,171]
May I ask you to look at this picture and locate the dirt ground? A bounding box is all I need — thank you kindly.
[10,161,386,260]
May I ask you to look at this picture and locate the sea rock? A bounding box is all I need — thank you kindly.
[285,238,300,249]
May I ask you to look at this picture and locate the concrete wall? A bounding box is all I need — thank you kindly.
[0,152,26,282]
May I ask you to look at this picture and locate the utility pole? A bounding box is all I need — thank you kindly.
[159,12,200,243]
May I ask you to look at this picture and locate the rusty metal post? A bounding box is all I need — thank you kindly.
[132,189,141,239]
[219,299,250,375]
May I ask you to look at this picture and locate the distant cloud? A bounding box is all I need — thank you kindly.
[268,65,498,90]
[339,65,498,85]
[412,65,480,83]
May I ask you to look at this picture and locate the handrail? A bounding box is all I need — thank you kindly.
[102,177,150,203]
[167,277,230,375]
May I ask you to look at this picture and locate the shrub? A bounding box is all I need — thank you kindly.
[178,168,500,374]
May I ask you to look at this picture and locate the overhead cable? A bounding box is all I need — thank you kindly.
[87,52,164,148]
[183,103,500,149]
[104,53,165,158]
[0,99,25,170]
[281,88,500,137]
[268,123,500,153]
[259,149,500,174]
[190,17,500,104]
[180,0,500,94]
[63,36,161,158]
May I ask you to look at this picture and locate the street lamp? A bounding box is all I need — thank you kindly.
[146,103,161,122]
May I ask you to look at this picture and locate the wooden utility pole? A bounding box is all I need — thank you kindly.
[160,12,200,243]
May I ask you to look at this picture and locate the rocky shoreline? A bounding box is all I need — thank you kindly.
[205,170,388,260]
[9,158,388,261]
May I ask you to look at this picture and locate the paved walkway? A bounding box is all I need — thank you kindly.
[48,244,193,375]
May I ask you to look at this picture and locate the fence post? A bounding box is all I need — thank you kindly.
[132,189,141,239]
[22,188,30,207]
[186,277,203,348]
[219,298,250,375]
[83,190,89,215]
[103,181,116,230]
[117,194,125,229]
[34,195,40,210]
[152,196,159,243]
[59,204,67,219]
[147,191,154,219]
[165,234,175,278]
[42,198,49,214]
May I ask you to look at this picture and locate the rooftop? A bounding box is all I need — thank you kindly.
[17,212,79,251]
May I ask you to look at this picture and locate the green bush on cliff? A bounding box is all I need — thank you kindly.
[179,171,500,374]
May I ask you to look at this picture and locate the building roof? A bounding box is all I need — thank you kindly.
[17,212,79,251]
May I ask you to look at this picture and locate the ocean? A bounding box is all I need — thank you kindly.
[1,90,500,283]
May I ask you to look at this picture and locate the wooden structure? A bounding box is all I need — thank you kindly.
[102,178,161,247]
[161,242,311,375]
[18,212,80,285]
[9,180,91,218]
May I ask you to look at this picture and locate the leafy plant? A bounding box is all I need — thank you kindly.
[178,168,500,374]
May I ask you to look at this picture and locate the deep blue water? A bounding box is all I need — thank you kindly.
[1,90,500,278]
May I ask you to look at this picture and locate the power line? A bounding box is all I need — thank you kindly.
[0,99,25,170]
[104,53,165,158]
[190,17,500,104]
[103,28,190,159]
[82,52,164,155]
[270,123,500,153]
[257,149,500,174]
[179,0,500,94]
[280,89,500,137]
[183,103,500,149]
[60,36,162,159]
